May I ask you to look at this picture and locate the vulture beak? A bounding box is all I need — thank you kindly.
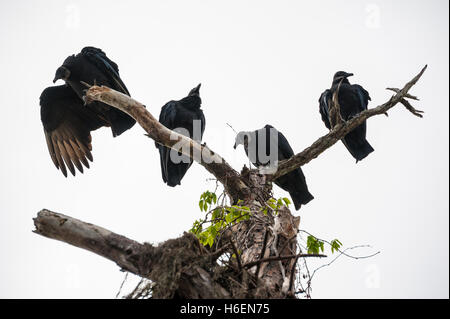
[233,142,237,149]
[53,66,71,83]
[189,83,201,96]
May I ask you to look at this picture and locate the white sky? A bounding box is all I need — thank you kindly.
[0,0,448,298]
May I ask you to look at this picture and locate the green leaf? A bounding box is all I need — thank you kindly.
[307,235,321,254]
[319,241,324,253]
[209,226,217,238]
[330,239,343,253]
[225,212,233,224]
[206,236,212,247]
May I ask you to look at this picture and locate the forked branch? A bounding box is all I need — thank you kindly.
[84,65,427,186]
[270,65,427,180]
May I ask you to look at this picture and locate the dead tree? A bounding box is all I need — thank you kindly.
[33,66,427,298]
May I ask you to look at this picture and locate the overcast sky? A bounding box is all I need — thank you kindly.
[0,0,448,298]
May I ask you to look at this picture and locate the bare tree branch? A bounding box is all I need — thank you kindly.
[33,209,231,298]
[243,253,327,269]
[386,87,419,101]
[270,65,427,181]
[84,86,250,203]
[33,209,147,275]
[399,98,424,118]
[84,65,426,187]
[329,78,345,128]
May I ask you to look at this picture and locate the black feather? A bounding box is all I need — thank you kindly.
[156,86,205,187]
[55,47,135,137]
[40,85,108,177]
[318,72,374,162]
[235,125,314,210]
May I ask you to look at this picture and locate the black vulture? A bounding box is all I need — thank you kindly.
[41,47,135,176]
[156,84,205,187]
[233,124,314,210]
[40,85,109,177]
[319,71,374,162]
[53,46,135,137]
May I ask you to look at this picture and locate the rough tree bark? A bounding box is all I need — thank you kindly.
[33,66,426,298]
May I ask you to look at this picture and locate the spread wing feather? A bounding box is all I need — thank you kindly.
[40,85,107,177]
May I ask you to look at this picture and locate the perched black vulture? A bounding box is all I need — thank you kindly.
[53,46,135,137]
[234,125,314,210]
[156,84,205,187]
[319,71,374,162]
[41,47,135,176]
[40,85,109,177]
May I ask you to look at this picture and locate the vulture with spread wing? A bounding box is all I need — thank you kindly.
[40,47,135,177]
